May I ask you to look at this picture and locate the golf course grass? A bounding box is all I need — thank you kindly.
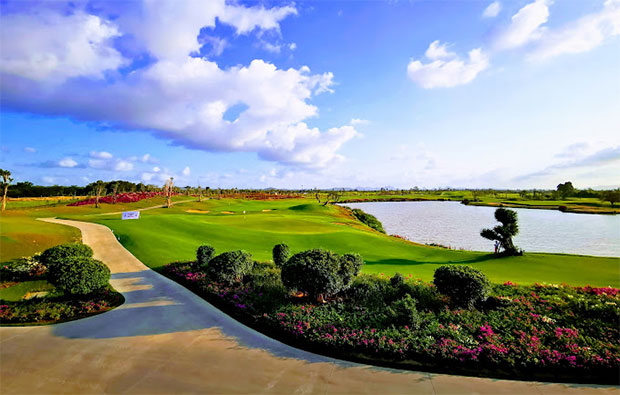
[2,197,618,287]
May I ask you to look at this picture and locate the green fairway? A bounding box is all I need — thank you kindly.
[74,199,620,287]
[2,196,618,287]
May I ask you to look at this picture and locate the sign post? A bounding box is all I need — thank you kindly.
[122,211,140,220]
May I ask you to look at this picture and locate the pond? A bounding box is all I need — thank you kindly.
[344,201,620,257]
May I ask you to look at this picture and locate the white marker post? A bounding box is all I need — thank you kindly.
[122,211,140,220]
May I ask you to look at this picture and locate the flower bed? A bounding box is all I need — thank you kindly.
[0,288,124,325]
[163,262,619,384]
[67,192,165,206]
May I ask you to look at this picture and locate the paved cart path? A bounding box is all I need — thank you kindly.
[0,219,615,394]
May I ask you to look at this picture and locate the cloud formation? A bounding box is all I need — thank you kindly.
[0,1,356,168]
[494,0,550,50]
[483,1,502,18]
[407,41,489,88]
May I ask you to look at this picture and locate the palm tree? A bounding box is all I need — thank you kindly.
[1,169,14,212]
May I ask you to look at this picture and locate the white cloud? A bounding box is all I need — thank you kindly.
[0,2,354,168]
[182,166,191,176]
[114,160,133,171]
[483,1,502,18]
[261,41,282,53]
[529,0,620,60]
[0,11,124,82]
[58,157,78,168]
[141,154,151,163]
[425,41,454,60]
[24,147,36,153]
[152,166,161,172]
[289,43,297,50]
[141,172,155,182]
[90,151,113,159]
[494,0,551,50]
[350,118,370,126]
[407,43,490,89]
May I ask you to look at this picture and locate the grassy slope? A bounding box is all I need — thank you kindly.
[0,280,55,301]
[74,199,619,287]
[2,196,618,286]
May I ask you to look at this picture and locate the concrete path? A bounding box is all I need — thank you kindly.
[0,220,616,394]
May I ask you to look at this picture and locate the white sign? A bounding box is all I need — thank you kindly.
[122,211,140,220]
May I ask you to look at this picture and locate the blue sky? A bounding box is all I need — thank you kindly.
[1,0,619,189]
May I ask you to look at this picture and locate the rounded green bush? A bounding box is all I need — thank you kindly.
[281,249,343,300]
[39,243,94,271]
[339,253,363,288]
[206,250,253,284]
[272,243,290,268]
[433,265,490,308]
[48,256,110,295]
[196,245,215,267]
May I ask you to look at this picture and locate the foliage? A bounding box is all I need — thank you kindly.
[1,256,46,281]
[281,249,363,300]
[556,181,575,199]
[434,265,490,308]
[164,260,620,384]
[206,250,254,284]
[480,208,521,255]
[0,288,123,324]
[48,256,111,295]
[272,243,290,268]
[196,245,215,267]
[350,208,386,233]
[390,272,405,287]
[600,189,620,207]
[38,243,94,271]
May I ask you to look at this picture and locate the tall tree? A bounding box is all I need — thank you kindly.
[480,208,520,256]
[600,189,620,207]
[1,169,14,212]
[164,177,174,208]
[111,182,119,204]
[556,181,575,199]
[93,180,105,209]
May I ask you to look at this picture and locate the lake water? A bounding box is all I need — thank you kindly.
[344,201,620,257]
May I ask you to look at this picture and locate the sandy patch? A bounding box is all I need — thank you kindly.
[186,209,210,214]
[261,209,272,212]
[221,211,234,214]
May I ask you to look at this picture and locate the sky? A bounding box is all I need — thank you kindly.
[0,0,619,190]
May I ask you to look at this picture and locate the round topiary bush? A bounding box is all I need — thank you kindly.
[48,256,111,295]
[281,249,346,301]
[272,243,290,268]
[196,245,216,267]
[433,265,490,308]
[206,250,253,284]
[339,253,363,288]
[39,243,94,271]
[390,272,405,287]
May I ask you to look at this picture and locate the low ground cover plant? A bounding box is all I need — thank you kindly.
[1,243,121,325]
[163,245,619,384]
[348,208,386,233]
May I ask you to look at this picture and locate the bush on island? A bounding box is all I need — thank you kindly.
[272,243,290,268]
[206,250,253,284]
[196,244,216,267]
[281,248,364,301]
[39,243,94,271]
[433,265,490,308]
[48,256,110,295]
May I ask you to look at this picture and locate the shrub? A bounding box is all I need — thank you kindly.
[388,294,422,329]
[1,256,46,281]
[339,253,364,288]
[345,275,387,309]
[48,256,110,295]
[433,265,490,308]
[206,250,253,284]
[390,272,405,287]
[39,243,93,270]
[350,208,385,233]
[245,261,281,288]
[196,245,215,267]
[281,249,343,300]
[272,243,290,268]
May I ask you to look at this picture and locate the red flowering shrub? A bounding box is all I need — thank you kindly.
[67,192,166,206]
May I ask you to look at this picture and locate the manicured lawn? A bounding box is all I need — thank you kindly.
[75,199,620,287]
[3,197,618,287]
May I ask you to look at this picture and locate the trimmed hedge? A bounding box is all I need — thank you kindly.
[39,243,94,271]
[433,265,490,308]
[196,245,216,267]
[272,243,290,268]
[48,256,111,295]
[206,250,253,284]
